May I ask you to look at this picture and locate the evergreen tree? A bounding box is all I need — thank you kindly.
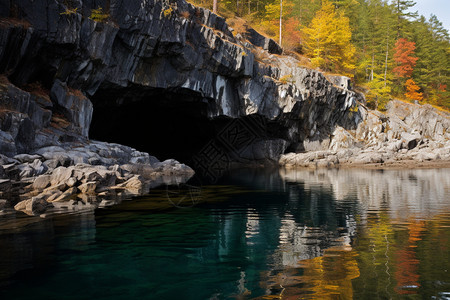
[392,0,417,38]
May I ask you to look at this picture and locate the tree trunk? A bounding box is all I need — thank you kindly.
[384,36,389,87]
[397,0,401,38]
[213,0,218,14]
[370,51,374,81]
[279,0,283,46]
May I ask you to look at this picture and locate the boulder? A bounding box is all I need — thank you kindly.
[14,154,43,163]
[78,182,97,194]
[33,175,52,190]
[47,190,63,202]
[51,187,78,202]
[401,132,422,150]
[25,197,50,214]
[50,166,74,186]
[14,200,27,211]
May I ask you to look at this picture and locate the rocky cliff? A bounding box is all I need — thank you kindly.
[0,0,362,160]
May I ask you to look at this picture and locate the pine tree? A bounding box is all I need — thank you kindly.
[392,0,417,38]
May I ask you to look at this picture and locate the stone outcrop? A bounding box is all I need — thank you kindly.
[280,100,450,168]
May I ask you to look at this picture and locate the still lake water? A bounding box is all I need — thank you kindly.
[0,167,449,299]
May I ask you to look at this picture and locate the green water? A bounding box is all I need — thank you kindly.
[0,168,449,299]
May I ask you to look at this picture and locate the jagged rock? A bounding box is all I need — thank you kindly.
[26,197,50,214]
[121,175,144,191]
[51,187,78,202]
[32,175,52,190]
[50,80,93,137]
[401,132,422,150]
[14,154,42,163]
[78,181,97,194]
[66,177,78,187]
[50,166,74,186]
[243,28,283,55]
[0,131,16,157]
[14,200,27,211]
[329,127,358,151]
[47,190,63,202]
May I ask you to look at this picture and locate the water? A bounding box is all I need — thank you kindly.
[0,167,449,299]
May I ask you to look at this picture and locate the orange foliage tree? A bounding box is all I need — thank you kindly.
[393,38,418,78]
[283,17,302,51]
[405,78,423,101]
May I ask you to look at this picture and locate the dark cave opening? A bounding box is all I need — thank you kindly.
[89,86,293,175]
[89,87,228,164]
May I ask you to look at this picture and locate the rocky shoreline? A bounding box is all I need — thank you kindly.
[280,100,450,169]
[0,140,194,217]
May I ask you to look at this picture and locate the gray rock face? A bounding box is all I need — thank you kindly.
[50,80,93,137]
[0,0,362,163]
[280,100,450,168]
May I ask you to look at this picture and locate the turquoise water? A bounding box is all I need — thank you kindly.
[0,168,449,299]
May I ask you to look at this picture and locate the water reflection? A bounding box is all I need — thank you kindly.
[0,168,449,299]
[280,168,450,220]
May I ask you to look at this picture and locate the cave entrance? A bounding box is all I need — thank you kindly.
[89,86,291,181]
[89,86,225,164]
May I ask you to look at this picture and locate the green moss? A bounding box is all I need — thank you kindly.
[60,7,78,15]
[89,7,109,22]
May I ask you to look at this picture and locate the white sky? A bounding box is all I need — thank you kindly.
[410,0,450,32]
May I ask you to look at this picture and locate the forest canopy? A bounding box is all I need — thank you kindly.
[189,0,450,111]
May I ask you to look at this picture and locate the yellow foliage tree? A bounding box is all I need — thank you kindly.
[302,0,356,76]
[260,0,295,44]
[366,72,393,110]
[404,78,423,101]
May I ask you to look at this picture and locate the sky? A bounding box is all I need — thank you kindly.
[412,0,450,32]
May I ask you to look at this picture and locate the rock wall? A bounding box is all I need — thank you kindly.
[0,0,363,162]
[280,100,450,168]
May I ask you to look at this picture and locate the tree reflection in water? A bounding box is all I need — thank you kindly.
[248,168,450,299]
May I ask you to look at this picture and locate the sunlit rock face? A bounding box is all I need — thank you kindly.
[0,0,362,162]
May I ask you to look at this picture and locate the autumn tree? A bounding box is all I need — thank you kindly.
[404,78,423,101]
[260,0,295,46]
[302,0,356,75]
[393,38,418,78]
